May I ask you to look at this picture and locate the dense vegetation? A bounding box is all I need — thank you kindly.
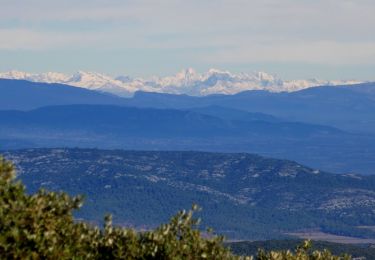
[4,148,375,240]
[0,157,351,259]
[228,240,375,259]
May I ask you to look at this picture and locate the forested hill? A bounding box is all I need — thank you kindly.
[4,148,375,240]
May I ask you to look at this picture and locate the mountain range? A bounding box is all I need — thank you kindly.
[2,78,374,134]
[1,103,374,175]
[0,69,362,97]
[1,78,375,174]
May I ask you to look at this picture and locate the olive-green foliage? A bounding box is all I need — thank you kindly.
[255,240,351,260]
[228,239,375,259]
[0,157,351,259]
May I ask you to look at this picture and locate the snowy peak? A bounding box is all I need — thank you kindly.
[0,70,70,83]
[152,68,200,88]
[0,70,32,80]
[0,69,364,97]
[68,71,121,90]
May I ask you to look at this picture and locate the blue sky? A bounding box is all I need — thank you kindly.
[0,0,374,80]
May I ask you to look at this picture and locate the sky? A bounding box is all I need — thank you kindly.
[0,0,374,80]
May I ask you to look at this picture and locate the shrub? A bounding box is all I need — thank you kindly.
[0,157,351,259]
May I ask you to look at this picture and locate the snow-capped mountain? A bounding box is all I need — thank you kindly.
[0,69,363,97]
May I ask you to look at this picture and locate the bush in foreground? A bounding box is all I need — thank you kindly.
[0,157,351,259]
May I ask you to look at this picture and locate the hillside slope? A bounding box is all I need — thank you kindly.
[126,83,375,134]
[2,104,374,174]
[4,148,375,240]
[1,79,374,134]
[0,79,127,110]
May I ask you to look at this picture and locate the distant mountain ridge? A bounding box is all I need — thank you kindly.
[1,103,375,175]
[124,84,375,134]
[1,79,375,174]
[1,78,374,134]
[0,79,125,111]
[0,68,362,97]
[0,104,342,138]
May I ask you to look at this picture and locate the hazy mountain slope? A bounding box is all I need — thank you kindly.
[1,79,374,174]
[0,104,341,137]
[1,78,374,134]
[4,148,375,240]
[1,104,375,175]
[0,79,127,110]
[187,106,280,122]
[124,83,375,134]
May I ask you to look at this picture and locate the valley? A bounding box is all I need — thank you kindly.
[2,2,375,258]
